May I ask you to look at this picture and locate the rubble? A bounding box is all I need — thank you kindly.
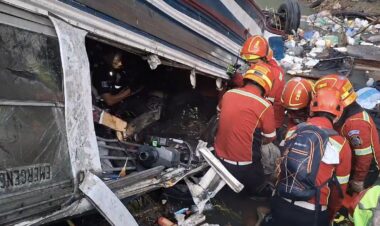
[280,10,380,78]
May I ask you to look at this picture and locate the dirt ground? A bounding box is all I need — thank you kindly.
[301,0,380,14]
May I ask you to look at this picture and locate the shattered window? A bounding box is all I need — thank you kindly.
[0,23,63,102]
[0,23,72,197]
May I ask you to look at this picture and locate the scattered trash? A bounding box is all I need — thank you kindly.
[305,58,320,68]
[357,87,380,110]
[323,35,339,47]
[174,208,189,215]
[191,203,214,213]
[367,77,375,87]
[179,213,206,226]
[280,9,380,78]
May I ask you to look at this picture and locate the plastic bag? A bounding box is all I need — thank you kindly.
[357,87,380,110]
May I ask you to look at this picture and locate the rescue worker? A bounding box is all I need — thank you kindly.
[265,88,351,226]
[334,185,380,226]
[227,35,285,129]
[280,77,314,129]
[214,63,276,226]
[94,52,131,107]
[266,49,286,134]
[314,74,380,192]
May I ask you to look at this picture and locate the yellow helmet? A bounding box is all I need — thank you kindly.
[243,62,274,96]
[314,74,357,107]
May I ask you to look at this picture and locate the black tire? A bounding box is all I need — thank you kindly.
[277,0,301,35]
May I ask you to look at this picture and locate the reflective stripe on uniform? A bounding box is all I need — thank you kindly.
[329,137,344,152]
[227,89,270,107]
[266,97,275,103]
[285,129,295,139]
[363,111,370,123]
[262,131,276,138]
[337,174,350,184]
[354,146,373,156]
[280,129,295,146]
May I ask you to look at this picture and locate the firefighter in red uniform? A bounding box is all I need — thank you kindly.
[315,74,380,192]
[224,35,285,130]
[265,88,351,226]
[215,63,276,226]
[266,48,286,129]
[281,77,314,129]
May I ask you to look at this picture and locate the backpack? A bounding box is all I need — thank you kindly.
[277,123,338,201]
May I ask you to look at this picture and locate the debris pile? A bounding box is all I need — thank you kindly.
[280,10,380,78]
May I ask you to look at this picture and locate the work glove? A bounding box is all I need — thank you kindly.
[349,180,365,193]
[226,63,240,77]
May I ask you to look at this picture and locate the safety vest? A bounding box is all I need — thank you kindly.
[349,185,380,226]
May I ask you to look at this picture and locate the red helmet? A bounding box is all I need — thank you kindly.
[240,35,269,62]
[314,74,357,107]
[243,62,275,96]
[310,88,343,121]
[281,77,314,110]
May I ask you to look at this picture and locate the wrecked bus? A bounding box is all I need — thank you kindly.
[0,0,299,225]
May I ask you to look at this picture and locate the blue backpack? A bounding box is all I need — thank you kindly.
[277,123,338,201]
